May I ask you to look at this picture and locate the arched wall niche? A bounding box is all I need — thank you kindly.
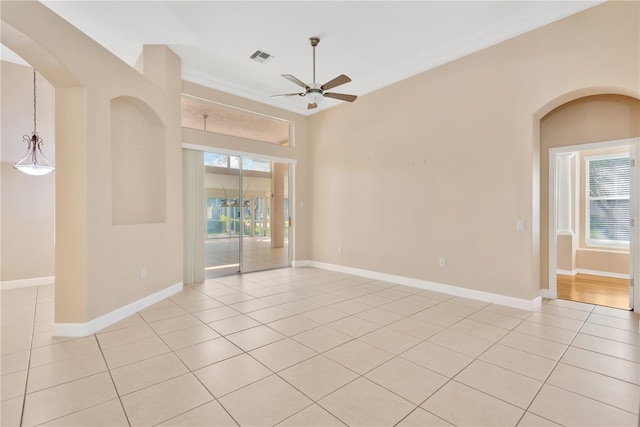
[111,96,166,225]
[534,89,640,293]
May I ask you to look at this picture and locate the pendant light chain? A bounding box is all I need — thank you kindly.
[32,70,37,134]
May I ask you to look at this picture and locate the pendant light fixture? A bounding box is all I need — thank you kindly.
[13,70,55,176]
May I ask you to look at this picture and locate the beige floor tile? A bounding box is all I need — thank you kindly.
[96,324,156,350]
[355,307,405,325]
[517,412,561,426]
[292,326,352,353]
[266,315,321,336]
[561,346,639,384]
[499,331,567,360]
[482,304,532,320]
[216,292,256,305]
[579,322,639,346]
[410,308,464,328]
[547,363,639,414]
[22,372,117,427]
[326,316,380,338]
[545,299,594,312]
[194,353,271,397]
[26,352,107,393]
[173,297,223,313]
[280,355,358,400]
[455,360,543,409]
[31,332,77,349]
[225,325,286,351]
[277,403,345,426]
[423,381,523,426]
[101,335,170,369]
[1,350,30,375]
[571,332,639,363]
[325,340,393,374]
[42,398,129,426]
[148,314,202,335]
[246,306,294,323]
[192,306,241,323]
[111,352,189,395]
[121,373,213,426]
[332,299,374,315]
[359,327,421,355]
[401,341,473,378]
[400,295,442,310]
[432,301,480,317]
[428,329,493,357]
[1,396,24,427]
[449,318,509,342]
[139,304,188,323]
[249,338,317,372]
[528,312,584,331]
[529,384,637,426]
[388,317,443,340]
[160,324,221,350]
[366,357,448,405]
[350,293,392,307]
[592,305,639,320]
[300,307,350,324]
[30,336,99,368]
[378,300,425,316]
[539,304,590,321]
[587,313,639,332]
[95,314,145,334]
[480,344,556,381]
[1,369,26,401]
[159,400,237,426]
[207,314,262,335]
[397,408,453,426]
[219,374,312,426]
[175,337,243,370]
[319,377,415,426]
[448,297,490,308]
[514,320,576,344]
[228,298,272,314]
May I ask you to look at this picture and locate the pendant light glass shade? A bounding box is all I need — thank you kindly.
[13,70,54,176]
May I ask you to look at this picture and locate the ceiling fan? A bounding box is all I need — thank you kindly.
[271,37,357,110]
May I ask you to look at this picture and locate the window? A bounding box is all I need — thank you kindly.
[585,153,630,248]
[203,153,271,173]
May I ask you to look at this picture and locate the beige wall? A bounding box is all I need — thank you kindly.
[1,61,55,282]
[542,97,639,284]
[181,82,311,261]
[309,1,639,300]
[2,2,184,324]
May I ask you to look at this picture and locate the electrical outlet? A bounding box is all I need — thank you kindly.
[337,246,343,254]
[140,267,147,279]
[438,258,446,268]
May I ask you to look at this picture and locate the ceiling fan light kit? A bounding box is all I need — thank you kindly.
[271,37,357,110]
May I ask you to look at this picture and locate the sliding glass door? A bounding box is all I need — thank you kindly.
[195,150,290,278]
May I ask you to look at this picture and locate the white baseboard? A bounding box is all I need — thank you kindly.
[556,268,629,279]
[54,282,183,337]
[540,289,551,299]
[307,261,541,311]
[1,276,55,290]
[292,260,311,268]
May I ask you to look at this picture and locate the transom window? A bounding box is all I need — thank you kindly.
[585,153,630,248]
[204,153,271,172]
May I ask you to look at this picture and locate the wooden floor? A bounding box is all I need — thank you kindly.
[557,273,631,310]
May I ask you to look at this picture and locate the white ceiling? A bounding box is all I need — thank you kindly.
[6,1,602,115]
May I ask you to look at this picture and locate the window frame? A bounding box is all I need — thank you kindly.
[584,152,631,249]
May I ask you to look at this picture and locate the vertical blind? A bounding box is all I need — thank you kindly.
[586,155,630,245]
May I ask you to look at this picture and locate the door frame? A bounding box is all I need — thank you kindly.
[548,137,639,311]
[183,143,297,275]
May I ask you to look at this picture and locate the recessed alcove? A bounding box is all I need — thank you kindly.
[111,96,166,225]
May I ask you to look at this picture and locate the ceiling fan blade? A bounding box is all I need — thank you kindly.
[321,74,351,91]
[282,74,310,90]
[270,93,305,98]
[307,103,317,110]
[324,92,357,102]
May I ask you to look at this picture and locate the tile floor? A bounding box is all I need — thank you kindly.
[1,267,639,426]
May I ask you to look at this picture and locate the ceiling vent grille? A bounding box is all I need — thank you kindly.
[250,50,275,64]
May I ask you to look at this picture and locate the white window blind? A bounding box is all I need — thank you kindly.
[585,154,630,247]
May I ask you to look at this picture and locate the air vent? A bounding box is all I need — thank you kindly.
[250,50,275,64]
